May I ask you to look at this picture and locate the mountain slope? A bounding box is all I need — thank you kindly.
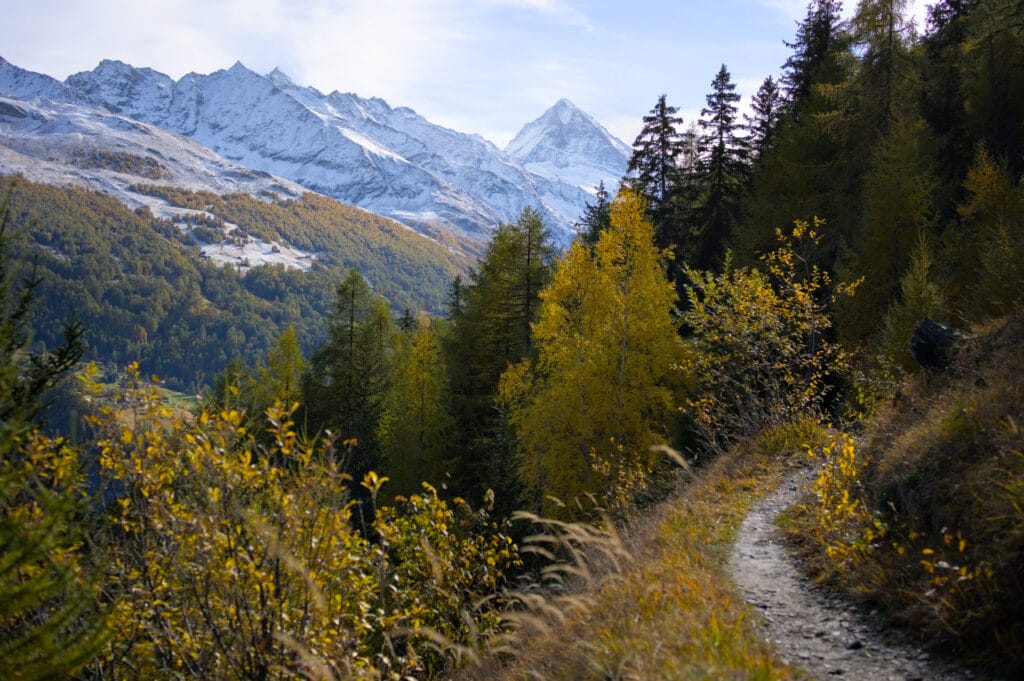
[0,56,94,106]
[1,176,469,388]
[784,312,1024,677]
[0,90,308,207]
[53,59,609,243]
[505,98,630,195]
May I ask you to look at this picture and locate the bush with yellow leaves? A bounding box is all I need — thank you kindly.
[86,364,520,680]
[681,218,858,452]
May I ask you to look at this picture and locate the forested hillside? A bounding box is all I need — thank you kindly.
[2,0,1023,679]
[1,177,468,389]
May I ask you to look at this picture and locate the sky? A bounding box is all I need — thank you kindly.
[1,0,931,148]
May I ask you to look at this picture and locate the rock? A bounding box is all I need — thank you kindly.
[846,639,863,650]
[910,318,963,370]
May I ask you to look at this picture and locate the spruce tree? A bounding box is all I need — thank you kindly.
[576,180,612,248]
[693,64,748,270]
[782,0,846,109]
[745,75,784,158]
[446,274,464,321]
[302,269,394,481]
[737,4,854,269]
[627,95,685,212]
[445,208,554,514]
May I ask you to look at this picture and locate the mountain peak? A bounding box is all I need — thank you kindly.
[1,55,93,106]
[267,67,295,89]
[549,98,585,125]
[226,61,253,76]
[97,58,130,69]
[505,99,630,194]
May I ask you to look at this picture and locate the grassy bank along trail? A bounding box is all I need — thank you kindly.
[732,468,977,680]
[781,311,1024,678]
[465,421,829,680]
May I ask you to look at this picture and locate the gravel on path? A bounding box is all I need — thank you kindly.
[728,469,981,681]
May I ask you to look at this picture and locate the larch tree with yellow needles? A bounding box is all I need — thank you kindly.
[501,189,680,518]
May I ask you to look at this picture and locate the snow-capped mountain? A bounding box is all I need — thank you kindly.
[1,57,632,245]
[0,89,308,213]
[505,98,630,196]
[0,57,95,107]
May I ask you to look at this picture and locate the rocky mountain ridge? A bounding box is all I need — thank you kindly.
[1,57,630,245]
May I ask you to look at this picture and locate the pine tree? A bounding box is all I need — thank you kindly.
[576,180,612,248]
[398,307,417,331]
[446,274,464,321]
[302,269,394,480]
[782,0,846,109]
[445,208,554,513]
[745,75,784,158]
[626,95,689,271]
[627,95,685,212]
[737,4,854,269]
[692,64,748,270]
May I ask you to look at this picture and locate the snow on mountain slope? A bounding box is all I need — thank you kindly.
[0,57,95,107]
[63,59,175,117]
[505,98,631,196]
[62,60,523,240]
[0,93,307,209]
[2,57,631,245]
[65,61,617,242]
[264,72,592,241]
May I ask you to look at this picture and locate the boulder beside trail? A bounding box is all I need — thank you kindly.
[910,318,962,370]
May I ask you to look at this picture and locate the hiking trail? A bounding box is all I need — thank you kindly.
[729,469,983,680]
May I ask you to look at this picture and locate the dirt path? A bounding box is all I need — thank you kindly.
[728,469,980,680]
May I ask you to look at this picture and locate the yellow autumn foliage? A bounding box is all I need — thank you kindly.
[500,189,680,518]
[86,364,519,680]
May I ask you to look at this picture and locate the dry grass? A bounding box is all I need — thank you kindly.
[461,420,828,681]
[785,309,1024,676]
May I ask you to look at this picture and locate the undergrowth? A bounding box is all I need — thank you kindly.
[463,419,830,680]
[785,310,1024,677]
